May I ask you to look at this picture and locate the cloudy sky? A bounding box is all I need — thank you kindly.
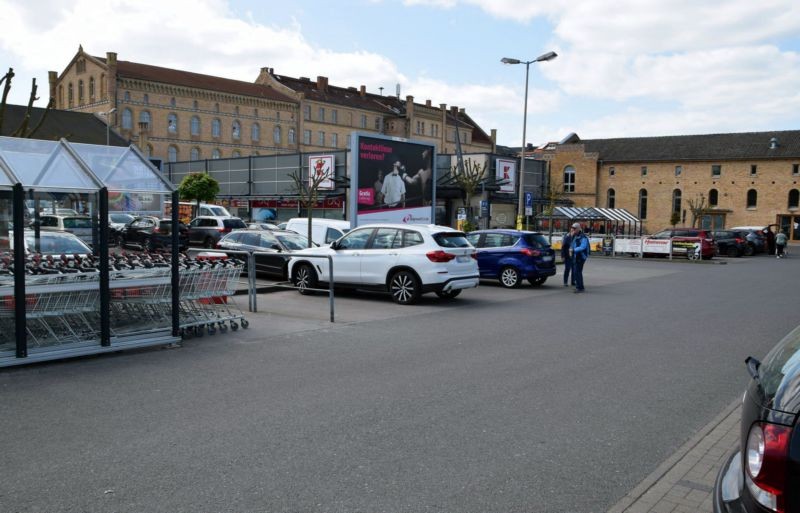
[1,0,799,147]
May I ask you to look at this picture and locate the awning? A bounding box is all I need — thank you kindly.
[552,206,640,224]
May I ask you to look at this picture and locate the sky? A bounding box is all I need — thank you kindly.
[1,0,799,148]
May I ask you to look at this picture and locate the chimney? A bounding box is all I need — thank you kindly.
[359,85,366,97]
[406,95,414,118]
[770,137,779,150]
[425,99,431,107]
[316,76,328,91]
[490,129,497,152]
[106,52,118,105]
[48,71,57,106]
[459,107,465,114]
[450,106,458,115]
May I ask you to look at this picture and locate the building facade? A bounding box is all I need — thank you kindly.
[542,132,800,240]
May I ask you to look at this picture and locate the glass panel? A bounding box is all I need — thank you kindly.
[0,138,100,190]
[72,143,173,193]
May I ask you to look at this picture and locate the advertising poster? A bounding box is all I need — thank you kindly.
[350,134,435,226]
[496,158,516,194]
[309,155,335,190]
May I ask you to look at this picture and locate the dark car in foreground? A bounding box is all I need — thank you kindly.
[117,216,188,251]
[466,229,556,287]
[714,325,800,513]
[712,230,748,258]
[216,229,315,279]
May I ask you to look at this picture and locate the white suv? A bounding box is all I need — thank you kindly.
[288,224,479,305]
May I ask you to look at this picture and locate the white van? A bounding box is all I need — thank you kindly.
[285,218,350,246]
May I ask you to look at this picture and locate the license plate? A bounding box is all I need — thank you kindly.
[457,255,471,262]
[542,256,553,262]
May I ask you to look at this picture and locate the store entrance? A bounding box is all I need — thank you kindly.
[777,215,800,241]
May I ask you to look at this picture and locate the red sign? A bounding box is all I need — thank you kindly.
[250,197,343,209]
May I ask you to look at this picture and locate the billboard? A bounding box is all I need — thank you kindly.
[496,158,516,194]
[309,154,335,190]
[350,133,435,226]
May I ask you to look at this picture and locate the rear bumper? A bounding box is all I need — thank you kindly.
[714,451,747,513]
[423,275,480,293]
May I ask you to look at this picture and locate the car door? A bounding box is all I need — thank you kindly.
[254,231,286,278]
[359,228,401,285]
[329,228,373,284]
[479,232,507,277]
[188,219,202,244]
[466,233,492,277]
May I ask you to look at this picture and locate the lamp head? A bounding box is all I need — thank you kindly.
[535,51,558,62]
[501,57,521,65]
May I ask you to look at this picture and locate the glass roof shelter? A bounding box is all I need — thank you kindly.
[0,137,180,367]
[537,206,642,236]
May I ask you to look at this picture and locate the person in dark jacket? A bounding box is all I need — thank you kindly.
[561,228,575,287]
[569,223,590,293]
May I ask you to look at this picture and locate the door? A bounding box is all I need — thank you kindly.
[359,228,400,285]
[254,232,286,278]
[330,228,373,284]
[478,232,509,277]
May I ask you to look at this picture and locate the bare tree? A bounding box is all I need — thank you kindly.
[687,193,710,228]
[0,67,54,138]
[288,168,329,247]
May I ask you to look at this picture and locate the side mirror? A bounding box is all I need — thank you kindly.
[330,241,340,250]
[271,244,281,251]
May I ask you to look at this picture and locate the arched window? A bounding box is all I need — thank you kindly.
[167,145,178,163]
[121,108,133,130]
[638,189,648,220]
[193,100,199,110]
[88,77,95,99]
[190,147,200,161]
[58,85,64,107]
[170,97,176,107]
[789,189,800,209]
[212,118,221,137]
[607,188,615,208]
[288,128,296,144]
[251,123,260,141]
[708,189,718,206]
[143,94,149,105]
[139,110,151,126]
[68,83,74,106]
[232,150,241,158]
[167,113,178,134]
[232,120,241,139]
[190,116,201,136]
[273,125,281,144]
[746,189,757,208]
[214,103,220,112]
[211,149,221,159]
[563,165,576,193]
[124,91,130,102]
[672,189,682,213]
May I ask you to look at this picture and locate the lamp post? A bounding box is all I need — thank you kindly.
[99,108,116,146]
[501,51,557,230]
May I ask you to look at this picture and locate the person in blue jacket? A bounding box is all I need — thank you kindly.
[561,228,575,287]
[569,222,589,293]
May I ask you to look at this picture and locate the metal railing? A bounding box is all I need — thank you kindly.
[188,248,336,322]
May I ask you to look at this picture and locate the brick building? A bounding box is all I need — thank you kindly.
[542,131,800,240]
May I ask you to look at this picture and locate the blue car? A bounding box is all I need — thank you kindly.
[466,229,557,287]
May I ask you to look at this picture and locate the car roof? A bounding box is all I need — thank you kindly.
[351,223,459,232]
[469,229,544,235]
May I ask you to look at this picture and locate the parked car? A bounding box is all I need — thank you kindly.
[37,214,94,247]
[711,230,748,257]
[284,218,350,246]
[187,216,247,248]
[118,216,189,251]
[648,228,716,259]
[216,229,315,279]
[713,324,800,513]
[730,227,767,255]
[247,222,280,231]
[4,230,93,256]
[466,229,556,287]
[288,224,479,305]
[108,213,135,246]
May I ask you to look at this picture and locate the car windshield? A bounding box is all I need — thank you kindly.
[433,232,470,248]
[276,233,315,250]
[223,218,246,229]
[208,206,229,216]
[110,214,134,224]
[25,234,91,254]
[523,233,550,249]
[63,217,93,229]
[756,324,800,414]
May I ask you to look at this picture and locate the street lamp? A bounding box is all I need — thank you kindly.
[99,108,116,146]
[501,51,557,229]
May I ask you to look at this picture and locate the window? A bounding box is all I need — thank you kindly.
[609,167,615,177]
[78,80,84,103]
[190,147,200,160]
[88,77,95,99]
[563,165,575,193]
[376,117,382,131]
[100,74,105,98]
[331,110,338,123]
[318,131,325,146]
[793,164,799,176]
[193,100,198,110]
[750,164,758,176]
[190,116,201,136]
[232,121,241,139]
[212,118,221,137]
[234,106,239,115]
[416,121,421,134]
[288,128,296,144]
[143,94,149,105]
[170,97,176,107]
[607,188,615,208]
[319,107,325,122]
[638,189,648,220]
[303,105,310,120]
[672,189,682,214]
[167,113,178,134]
[641,166,648,177]
[214,103,219,112]
[360,114,367,128]
[708,189,719,207]
[76,59,85,73]
[251,123,260,141]
[712,164,721,178]
[370,228,400,249]
[121,108,133,130]
[746,189,757,208]
[273,125,281,144]
[68,83,73,106]
[789,190,799,209]
[139,110,151,127]
[331,133,338,147]
[303,130,311,145]
[212,149,221,159]
[58,85,63,107]
[145,144,152,157]
[338,229,372,250]
[124,91,130,102]
[167,145,178,163]
[675,165,682,177]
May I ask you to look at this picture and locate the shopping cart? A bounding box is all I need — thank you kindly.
[178,263,248,337]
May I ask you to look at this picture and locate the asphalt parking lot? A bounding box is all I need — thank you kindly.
[1,253,797,513]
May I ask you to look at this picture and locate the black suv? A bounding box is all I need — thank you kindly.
[711,230,748,258]
[188,216,247,248]
[118,216,188,251]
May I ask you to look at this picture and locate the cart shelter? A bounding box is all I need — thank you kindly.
[541,206,642,236]
[0,137,180,367]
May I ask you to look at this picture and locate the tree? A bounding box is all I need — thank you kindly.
[670,210,681,228]
[686,194,710,228]
[450,157,487,232]
[178,173,220,212]
[288,167,330,248]
[0,67,54,138]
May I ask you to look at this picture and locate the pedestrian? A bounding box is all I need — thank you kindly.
[561,227,575,287]
[775,229,788,258]
[765,227,776,255]
[569,222,590,293]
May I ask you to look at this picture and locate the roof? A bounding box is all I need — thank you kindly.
[97,57,296,104]
[574,131,800,162]
[272,75,398,114]
[553,206,641,224]
[0,104,128,145]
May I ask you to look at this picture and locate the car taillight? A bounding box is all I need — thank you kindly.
[426,250,456,263]
[214,243,222,249]
[746,422,792,512]
[735,237,744,244]
[471,252,478,260]
[219,227,228,232]
[520,248,541,257]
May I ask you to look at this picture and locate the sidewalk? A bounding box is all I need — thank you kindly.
[608,400,740,513]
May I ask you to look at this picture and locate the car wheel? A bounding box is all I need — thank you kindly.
[499,266,521,288]
[203,237,215,249]
[528,276,547,286]
[435,289,461,299]
[142,236,151,251]
[389,270,421,305]
[726,246,739,258]
[744,244,755,257]
[294,264,318,295]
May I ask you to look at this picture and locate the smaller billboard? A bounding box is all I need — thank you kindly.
[309,155,335,190]
[496,158,516,194]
